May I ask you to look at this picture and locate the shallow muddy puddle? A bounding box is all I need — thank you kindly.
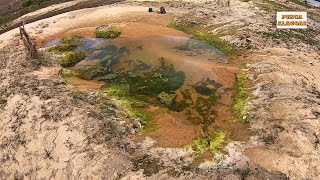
[47,34,250,155]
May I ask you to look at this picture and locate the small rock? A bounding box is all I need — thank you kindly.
[160,7,166,14]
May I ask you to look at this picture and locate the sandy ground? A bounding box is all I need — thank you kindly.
[0,0,320,179]
[246,48,320,179]
[0,51,137,179]
[0,5,148,48]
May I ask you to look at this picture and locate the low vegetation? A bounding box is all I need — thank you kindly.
[48,36,84,52]
[95,27,121,38]
[157,92,177,106]
[192,30,238,57]
[47,44,78,52]
[232,71,250,122]
[59,68,82,77]
[261,29,320,48]
[59,51,86,68]
[53,33,246,155]
[78,52,225,140]
[22,0,60,8]
[194,78,222,96]
[22,0,34,8]
[84,55,116,80]
[60,36,84,45]
[47,36,86,68]
[84,56,186,130]
[168,21,239,57]
[192,129,228,155]
[102,84,160,132]
[257,0,291,12]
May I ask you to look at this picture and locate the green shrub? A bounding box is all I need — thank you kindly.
[22,0,34,8]
[59,51,86,68]
[95,29,121,38]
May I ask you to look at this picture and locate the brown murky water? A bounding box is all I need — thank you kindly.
[48,34,250,149]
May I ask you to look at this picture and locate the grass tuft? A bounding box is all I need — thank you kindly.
[192,129,227,155]
[95,28,121,38]
[61,35,84,46]
[232,71,250,122]
[48,44,78,52]
[59,51,86,68]
[48,35,84,52]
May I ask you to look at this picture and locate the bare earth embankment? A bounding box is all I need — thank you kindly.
[0,0,319,179]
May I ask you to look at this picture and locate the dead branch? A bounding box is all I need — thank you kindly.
[19,26,38,59]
